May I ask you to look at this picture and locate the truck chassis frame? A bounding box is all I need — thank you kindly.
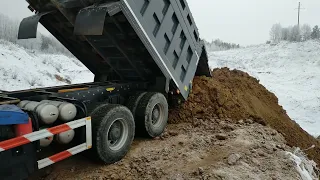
[0,81,151,180]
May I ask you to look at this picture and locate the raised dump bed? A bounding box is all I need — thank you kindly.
[19,0,211,99]
[0,1,211,179]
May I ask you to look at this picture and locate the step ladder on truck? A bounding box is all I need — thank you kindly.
[0,0,211,179]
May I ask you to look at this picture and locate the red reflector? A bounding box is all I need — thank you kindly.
[49,151,72,163]
[14,118,33,136]
[47,124,71,135]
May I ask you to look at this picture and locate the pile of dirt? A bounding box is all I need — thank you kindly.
[169,67,320,165]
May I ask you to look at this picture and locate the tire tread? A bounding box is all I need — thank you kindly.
[136,92,168,137]
[90,104,135,164]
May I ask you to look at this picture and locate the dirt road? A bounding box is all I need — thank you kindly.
[31,118,301,180]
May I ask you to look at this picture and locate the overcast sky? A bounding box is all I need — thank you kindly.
[0,0,319,45]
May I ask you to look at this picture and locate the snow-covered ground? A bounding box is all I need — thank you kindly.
[0,40,94,91]
[209,40,320,137]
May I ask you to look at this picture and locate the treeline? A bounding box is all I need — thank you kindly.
[0,13,72,56]
[269,23,320,43]
[205,39,240,51]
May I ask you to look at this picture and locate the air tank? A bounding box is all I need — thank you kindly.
[18,101,59,125]
[39,127,54,147]
[55,129,75,144]
[41,100,77,122]
[17,101,30,108]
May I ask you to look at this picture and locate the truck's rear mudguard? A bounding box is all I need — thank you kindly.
[18,11,54,39]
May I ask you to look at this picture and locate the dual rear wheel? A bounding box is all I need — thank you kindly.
[90,92,168,164]
[128,92,168,138]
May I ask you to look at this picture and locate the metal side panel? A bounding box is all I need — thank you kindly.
[195,43,212,77]
[120,0,202,99]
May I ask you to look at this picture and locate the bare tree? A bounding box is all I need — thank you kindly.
[290,25,301,42]
[301,24,312,41]
[204,39,241,52]
[281,27,290,41]
[0,14,18,42]
[270,23,282,43]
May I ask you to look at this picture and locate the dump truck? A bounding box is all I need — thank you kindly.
[0,0,211,179]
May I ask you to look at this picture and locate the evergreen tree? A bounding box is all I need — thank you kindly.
[311,25,320,39]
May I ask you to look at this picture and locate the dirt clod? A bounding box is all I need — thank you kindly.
[168,130,179,136]
[245,119,254,124]
[227,153,241,165]
[258,151,267,157]
[198,167,204,175]
[276,144,286,150]
[222,123,235,131]
[237,120,244,124]
[216,133,228,140]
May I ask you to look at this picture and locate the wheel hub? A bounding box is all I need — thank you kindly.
[152,104,160,124]
[109,122,121,142]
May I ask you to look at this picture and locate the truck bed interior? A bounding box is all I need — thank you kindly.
[23,0,163,82]
[19,0,211,100]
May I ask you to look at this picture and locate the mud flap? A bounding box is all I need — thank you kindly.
[74,2,121,35]
[18,11,54,39]
[195,45,212,77]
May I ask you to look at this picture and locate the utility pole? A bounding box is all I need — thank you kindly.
[297,2,301,27]
[295,2,305,27]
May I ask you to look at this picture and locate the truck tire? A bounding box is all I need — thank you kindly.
[90,104,135,164]
[126,92,147,118]
[136,92,168,138]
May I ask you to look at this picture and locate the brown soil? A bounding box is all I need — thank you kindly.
[54,74,71,84]
[31,119,301,180]
[29,68,319,179]
[170,67,320,165]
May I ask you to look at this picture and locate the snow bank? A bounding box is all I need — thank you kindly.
[0,40,94,91]
[286,147,319,180]
[209,40,320,137]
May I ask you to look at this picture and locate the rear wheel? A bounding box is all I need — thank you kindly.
[136,92,168,138]
[90,104,135,164]
[126,92,146,118]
